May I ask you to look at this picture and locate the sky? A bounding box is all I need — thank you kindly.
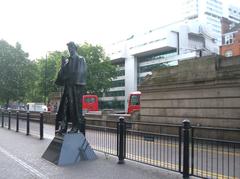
[0,0,240,59]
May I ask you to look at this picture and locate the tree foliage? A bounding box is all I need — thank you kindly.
[33,51,64,102]
[0,40,117,105]
[36,43,118,99]
[77,43,118,96]
[0,40,35,105]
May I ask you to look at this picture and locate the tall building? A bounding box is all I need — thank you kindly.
[182,0,223,44]
[182,0,240,45]
[100,0,240,112]
[226,4,240,23]
[101,20,218,111]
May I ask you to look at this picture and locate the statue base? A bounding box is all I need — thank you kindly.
[42,133,97,166]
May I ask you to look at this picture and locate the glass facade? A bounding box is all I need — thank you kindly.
[138,50,177,63]
[117,70,125,76]
[99,100,125,110]
[137,50,178,85]
[111,79,125,88]
[99,61,125,111]
[105,90,125,97]
[139,63,169,73]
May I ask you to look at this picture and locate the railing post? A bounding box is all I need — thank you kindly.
[8,111,11,130]
[2,110,4,127]
[182,119,190,179]
[55,113,59,131]
[117,117,126,164]
[26,111,30,135]
[80,117,86,136]
[191,128,194,175]
[178,126,182,172]
[16,111,19,132]
[40,112,44,139]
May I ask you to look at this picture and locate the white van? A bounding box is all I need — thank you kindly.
[27,103,47,112]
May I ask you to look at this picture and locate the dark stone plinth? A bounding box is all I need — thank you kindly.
[42,133,97,166]
[42,135,63,165]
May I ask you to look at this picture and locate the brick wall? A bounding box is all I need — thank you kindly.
[220,30,240,56]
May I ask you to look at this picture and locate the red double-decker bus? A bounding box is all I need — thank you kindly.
[82,95,98,115]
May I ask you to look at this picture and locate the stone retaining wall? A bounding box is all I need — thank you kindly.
[139,55,240,129]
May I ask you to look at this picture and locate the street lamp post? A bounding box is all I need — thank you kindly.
[44,53,48,105]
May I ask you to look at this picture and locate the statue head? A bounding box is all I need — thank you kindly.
[67,41,78,56]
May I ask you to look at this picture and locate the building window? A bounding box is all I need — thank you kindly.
[105,90,125,97]
[99,100,124,110]
[117,70,125,76]
[139,63,167,73]
[224,50,233,57]
[111,80,125,88]
[137,77,146,85]
[138,50,177,63]
[225,34,234,45]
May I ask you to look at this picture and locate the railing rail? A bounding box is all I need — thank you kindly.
[1,110,239,179]
[0,109,44,139]
[85,117,240,179]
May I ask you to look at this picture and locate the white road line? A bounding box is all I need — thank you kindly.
[0,146,49,179]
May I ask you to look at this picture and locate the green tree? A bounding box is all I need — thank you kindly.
[33,51,66,103]
[0,40,116,106]
[36,43,117,100]
[0,40,35,106]
[77,43,118,96]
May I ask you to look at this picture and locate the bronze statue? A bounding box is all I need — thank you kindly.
[55,42,87,134]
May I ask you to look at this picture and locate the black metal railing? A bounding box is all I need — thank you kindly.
[2,109,239,179]
[86,119,118,156]
[85,117,240,179]
[191,126,240,179]
[124,121,181,172]
[85,117,182,172]
[0,109,44,139]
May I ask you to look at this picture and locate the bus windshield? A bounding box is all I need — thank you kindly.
[130,95,140,105]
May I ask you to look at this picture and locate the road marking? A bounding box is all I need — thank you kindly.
[0,145,48,179]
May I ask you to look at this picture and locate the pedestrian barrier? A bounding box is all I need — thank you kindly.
[1,109,44,139]
[85,117,240,179]
[1,110,239,179]
[190,126,240,179]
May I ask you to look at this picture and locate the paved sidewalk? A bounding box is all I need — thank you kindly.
[0,127,186,179]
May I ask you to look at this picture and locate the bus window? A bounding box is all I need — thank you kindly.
[84,97,96,103]
[82,95,98,114]
[130,95,140,105]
